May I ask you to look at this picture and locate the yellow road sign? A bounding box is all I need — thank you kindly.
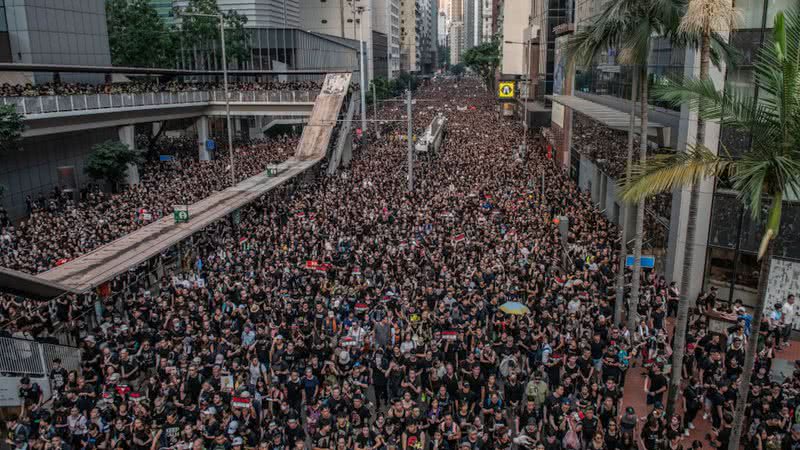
[498,81,515,99]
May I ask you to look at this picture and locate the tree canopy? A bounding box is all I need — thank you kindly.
[106,0,176,68]
[0,104,24,153]
[106,0,249,69]
[176,0,249,67]
[462,40,500,91]
[85,141,142,188]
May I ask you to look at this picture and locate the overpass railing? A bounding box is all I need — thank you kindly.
[1,90,320,116]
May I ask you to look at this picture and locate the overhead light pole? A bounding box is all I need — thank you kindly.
[505,39,533,159]
[352,3,369,134]
[181,11,236,187]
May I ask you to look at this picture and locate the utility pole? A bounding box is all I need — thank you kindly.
[182,11,235,187]
[372,81,379,137]
[355,4,368,134]
[220,18,235,187]
[407,89,414,191]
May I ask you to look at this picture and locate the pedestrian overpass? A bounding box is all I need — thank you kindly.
[4,89,319,138]
[0,72,354,298]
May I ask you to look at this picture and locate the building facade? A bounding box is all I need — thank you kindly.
[399,0,420,72]
[300,0,375,81]
[543,0,799,316]
[438,10,448,46]
[500,0,530,75]
[4,0,111,67]
[373,0,402,78]
[173,0,302,28]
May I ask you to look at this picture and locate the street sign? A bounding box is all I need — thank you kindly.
[206,139,215,151]
[626,255,656,269]
[266,165,278,177]
[173,205,190,224]
[498,81,515,99]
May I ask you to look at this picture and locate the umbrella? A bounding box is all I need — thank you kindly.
[499,301,530,315]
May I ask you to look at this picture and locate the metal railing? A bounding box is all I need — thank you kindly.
[0,337,45,376]
[0,336,80,376]
[1,90,320,116]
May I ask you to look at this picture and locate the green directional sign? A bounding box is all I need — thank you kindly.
[174,207,190,224]
[266,165,278,177]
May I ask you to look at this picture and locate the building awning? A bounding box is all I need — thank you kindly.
[546,94,671,146]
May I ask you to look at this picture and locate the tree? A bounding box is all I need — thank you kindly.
[621,10,800,448]
[85,141,142,190]
[462,40,500,91]
[567,0,736,331]
[0,104,24,153]
[394,72,419,94]
[450,64,466,78]
[106,0,176,68]
[568,0,682,332]
[177,0,249,69]
[367,78,394,104]
[662,0,741,419]
[438,44,450,68]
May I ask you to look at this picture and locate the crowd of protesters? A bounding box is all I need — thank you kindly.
[0,80,323,98]
[0,137,297,274]
[0,79,799,450]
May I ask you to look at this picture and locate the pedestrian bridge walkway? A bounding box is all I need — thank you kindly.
[9,89,320,138]
[0,72,352,298]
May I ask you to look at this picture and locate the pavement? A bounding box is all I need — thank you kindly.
[619,318,800,449]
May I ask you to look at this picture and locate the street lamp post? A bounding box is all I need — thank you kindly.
[505,39,533,159]
[355,5,368,134]
[182,11,236,187]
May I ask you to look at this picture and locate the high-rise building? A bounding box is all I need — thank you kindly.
[4,0,111,80]
[500,0,530,75]
[449,22,463,64]
[438,11,448,47]
[481,0,493,42]
[429,0,439,72]
[399,0,420,72]
[464,0,477,49]
[373,0,402,78]
[448,0,463,64]
[300,0,376,80]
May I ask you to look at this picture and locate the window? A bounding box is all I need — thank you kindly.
[321,19,328,24]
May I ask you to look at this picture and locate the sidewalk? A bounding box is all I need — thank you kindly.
[619,322,800,449]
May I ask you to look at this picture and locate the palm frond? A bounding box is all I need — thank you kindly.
[619,145,734,203]
[679,0,741,35]
[653,77,778,131]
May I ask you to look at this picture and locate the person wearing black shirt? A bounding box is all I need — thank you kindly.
[644,365,667,406]
[640,418,664,450]
[285,370,304,412]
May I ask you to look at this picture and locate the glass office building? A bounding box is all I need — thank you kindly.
[705,0,799,307]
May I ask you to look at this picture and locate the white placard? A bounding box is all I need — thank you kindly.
[764,258,800,330]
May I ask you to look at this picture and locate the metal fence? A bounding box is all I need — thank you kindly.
[1,90,320,116]
[0,336,80,377]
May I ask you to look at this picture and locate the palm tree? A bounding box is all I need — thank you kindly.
[662,0,741,419]
[568,0,738,331]
[568,0,688,331]
[620,9,800,448]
